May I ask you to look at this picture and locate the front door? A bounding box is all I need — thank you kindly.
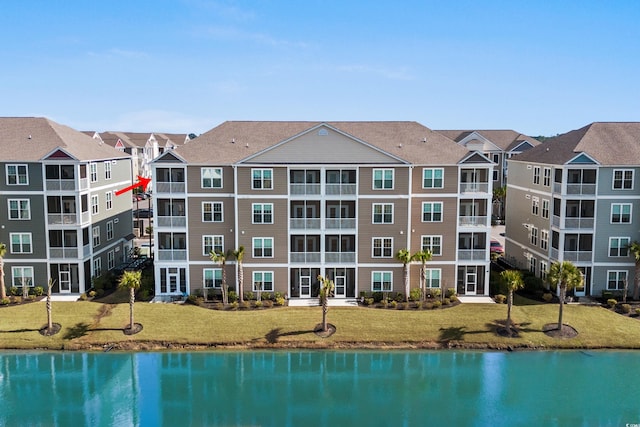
[465,272,477,295]
[168,268,179,293]
[59,266,71,293]
[335,276,345,297]
[300,276,311,298]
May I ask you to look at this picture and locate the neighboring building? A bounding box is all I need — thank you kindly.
[0,117,134,295]
[151,121,494,302]
[436,130,540,217]
[504,122,640,297]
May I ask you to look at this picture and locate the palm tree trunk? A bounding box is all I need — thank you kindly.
[238,263,244,303]
[322,296,328,332]
[633,261,640,300]
[0,264,5,300]
[129,287,135,329]
[506,290,513,334]
[47,295,53,331]
[404,265,409,302]
[557,285,566,330]
[421,263,426,301]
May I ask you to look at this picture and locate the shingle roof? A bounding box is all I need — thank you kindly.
[436,129,540,151]
[172,121,471,165]
[513,122,640,165]
[0,117,130,162]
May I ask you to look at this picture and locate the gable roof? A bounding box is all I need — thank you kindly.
[436,129,540,152]
[171,121,471,165]
[0,117,130,162]
[513,122,640,166]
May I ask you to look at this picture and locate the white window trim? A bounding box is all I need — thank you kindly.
[612,169,634,190]
[104,161,112,180]
[609,237,630,257]
[607,270,628,290]
[252,203,274,224]
[92,226,100,247]
[107,250,115,270]
[372,237,393,258]
[201,167,223,189]
[8,199,31,220]
[425,268,441,288]
[611,203,632,224]
[106,220,114,241]
[91,195,99,215]
[203,268,223,289]
[89,162,98,183]
[422,168,444,189]
[421,235,442,256]
[202,201,223,223]
[10,232,32,254]
[372,203,394,224]
[6,164,28,186]
[251,168,273,190]
[371,271,393,292]
[421,202,443,222]
[253,237,274,258]
[105,191,113,210]
[252,271,274,292]
[203,235,224,256]
[373,168,394,190]
[11,266,34,287]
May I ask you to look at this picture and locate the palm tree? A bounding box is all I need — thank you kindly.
[45,278,56,333]
[412,250,433,301]
[210,249,231,305]
[318,275,335,332]
[118,270,142,332]
[395,248,412,302]
[500,270,524,336]
[0,243,7,300]
[628,241,640,300]
[547,261,583,331]
[232,246,245,303]
[493,185,506,219]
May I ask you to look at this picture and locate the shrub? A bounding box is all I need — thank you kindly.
[414,301,423,309]
[390,300,398,309]
[542,293,553,303]
[450,295,459,303]
[0,298,9,305]
[394,293,404,302]
[9,287,19,296]
[364,298,374,306]
[494,294,507,304]
[372,292,384,303]
[379,300,388,309]
[443,298,451,306]
[96,289,105,297]
[89,290,97,298]
[262,300,273,308]
[274,292,285,300]
[636,308,640,316]
[432,300,442,309]
[621,304,631,314]
[275,297,286,306]
[240,301,251,309]
[261,292,273,301]
[424,302,434,309]
[78,293,88,301]
[244,291,255,301]
[446,288,456,298]
[228,291,239,303]
[229,301,239,310]
[185,295,201,306]
[33,286,44,297]
[409,288,422,302]
[254,300,263,308]
[426,288,442,299]
[607,298,618,309]
[522,272,544,294]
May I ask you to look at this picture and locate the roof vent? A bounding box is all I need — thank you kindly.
[318,129,328,136]
[28,135,31,139]
[245,143,249,148]
[231,138,235,144]
[398,143,403,148]
[422,137,427,143]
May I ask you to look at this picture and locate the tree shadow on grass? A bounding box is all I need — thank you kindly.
[63,322,91,340]
[265,327,315,344]
[0,327,40,333]
[438,326,489,345]
[487,320,536,338]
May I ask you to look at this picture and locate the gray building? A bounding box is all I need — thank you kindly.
[0,117,134,295]
[505,122,640,297]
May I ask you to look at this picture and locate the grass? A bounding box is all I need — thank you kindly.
[1,299,640,351]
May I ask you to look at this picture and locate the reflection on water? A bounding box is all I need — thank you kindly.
[0,351,638,426]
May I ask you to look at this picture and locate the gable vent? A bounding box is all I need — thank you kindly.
[318,129,328,136]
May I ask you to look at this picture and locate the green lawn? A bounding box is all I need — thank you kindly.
[1,300,640,351]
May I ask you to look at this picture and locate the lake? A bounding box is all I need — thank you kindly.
[0,350,638,426]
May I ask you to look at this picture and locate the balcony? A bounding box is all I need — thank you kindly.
[157,249,187,261]
[289,183,321,195]
[459,183,489,194]
[156,182,186,193]
[325,184,357,196]
[290,218,321,230]
[325,252,356,263]
[45,178,89,191]
[157,216,187,227]
[290,252,321,263]
[566,184,596,195]
[49,248,79,258]
[47,212,90,225]
[459,216,488,227]
[563,251,592,262]
[325,218,356,229]
[564,217,594,229]
[458,249,486,260]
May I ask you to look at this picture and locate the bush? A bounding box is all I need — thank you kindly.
[432,300,442,309]
[522,271,544,294]
[229,301,239,310]
[261,292,273,301]
[542,293,553,303]
[394,293,404,302]
[78,293,88,301]
[9,287,19,296]
[426,288,442,299]
[378,300,388,309]
[636,308,640,316]
[89,290,97,298]
[240,301,251,309]
[621,304,631,314]
[364,298,374,306]
[185,295,201,306]
[409,288,422,302]
[443,298,451,306]
[414,301,423,309]
[390,300,398,309]
[254,300,263,308]
[450,295,459,303]
[424,302,434,309]
[275,297,286,306]
[274,292,285,300]
[372,292,384,303]
[244,291,255,301]
[607,298,618,309]
[0,298,10,305]
[446,288,456,298]
[228,291,239,303]
[33,286,44,297]
[494,294,506,304]
[262,300,273,308]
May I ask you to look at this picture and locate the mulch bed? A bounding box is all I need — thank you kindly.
[123,323,144,335]
[542,323,578,339]
[313,323,336,338]
[39,323,62,336]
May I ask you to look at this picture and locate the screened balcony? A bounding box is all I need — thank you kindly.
[290,235,321,263]
[156,198,186,227]
[289,169,321,195]
[156,167,186,193]
[458,232,487,260]
[290,201,321,230]
[459,168,490,194]
[325,201,356,229]
[325,169,357,195]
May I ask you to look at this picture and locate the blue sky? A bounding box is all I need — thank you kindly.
[1,1,639,136]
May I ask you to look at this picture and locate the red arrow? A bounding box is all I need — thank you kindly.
[115,176,152,196]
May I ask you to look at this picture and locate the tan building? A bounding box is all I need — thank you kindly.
[151,121,494,302]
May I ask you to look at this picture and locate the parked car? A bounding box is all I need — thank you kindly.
[134,209,153,218]
[490,239,504,255]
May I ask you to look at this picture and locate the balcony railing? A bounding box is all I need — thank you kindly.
[157,249,187,261]
[48,213,78,225]
[290,218,321,229]
[290,252,321,263]
[325,184,357,195]
[553,182,562,194]
[563,251,592,262]
[566,183,596,195]
[325,252,356,263]
[458,249,487,260]
[49,248,79,258]
[83,244,91,257]
[325,218,356,229]
[156,182,186,193]
[564,217,594,229]
[459,183,489,194]
[458,216,488,227]
[289,183,321,195]
[157,216,187,227]
[550,248,559,260]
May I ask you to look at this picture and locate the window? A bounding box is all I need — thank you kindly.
[529,256,536,274]
[611,203,631,224]
[204,268,223,288]
[253,237,273,258]
[252,168,273,189]
[540,230,549,251]
[8,199,30,220]
[422,202,443,222]
[92,226,100,247]
[104,161,112,180]
[106,221,114,241]
[10,233,31,253]
[425,269,441,288]
[531,197,539,216]
[202,168,223,188]
[93,258,102,277]
[609,237,630,257]
[253,271,274,292]
[107,250,115,270]
[421,235,442,256]
[372,203,393,224]
[372,237,393,258]
[202,202,223,222]
[543,167,551,186]
[105,191,113,210]
[252,203,273,224]
[530,226,538,246]
[423,168,444,189]
[203,235,224,255]
[541,199,550,219]
[613,169,633,190]
[6,164,28,185]
[533,166,540,184]
[607,270,627,290]
[373,169,394,189]
[12,266,34,287]
[372,271,392,292]
[540,261,548,281]
[91,195,99,215]
[89,163,98,182]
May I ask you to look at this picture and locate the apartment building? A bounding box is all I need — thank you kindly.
[504,122,640,297]
[151,121,494,301]
[0,117,134,294]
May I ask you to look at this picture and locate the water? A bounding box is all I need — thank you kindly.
[0,351,638,426]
